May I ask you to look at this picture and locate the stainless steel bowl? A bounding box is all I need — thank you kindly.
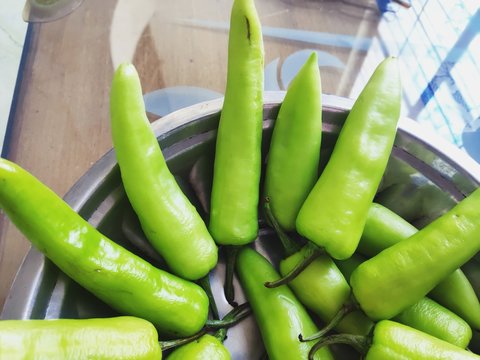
[3,92,480,358]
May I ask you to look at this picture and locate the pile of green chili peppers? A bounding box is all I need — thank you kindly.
[1,0,480,359]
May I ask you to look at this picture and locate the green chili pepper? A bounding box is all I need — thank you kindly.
[358,202,418,256]
[393,297,471,348]
[350,187,480,321]
[0,316,162,359]
[260,51,324,291]
[236,247,334,360]
[0,158,208,338]
[209,0,264,245]
[264,201,373,337]
[110,63,217,281]
[339,256,473,348]
[309,320,480,360]
[0,315,229,360]
[428,270,480,330]
[428,258,480,355]
[264,51,322,231]
[312,252,473,348]
[296,56,401,260]
[360,202,480,330]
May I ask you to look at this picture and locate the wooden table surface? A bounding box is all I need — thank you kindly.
[0,0,383,309]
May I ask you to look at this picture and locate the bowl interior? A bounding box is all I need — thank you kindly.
[3,94,480,358]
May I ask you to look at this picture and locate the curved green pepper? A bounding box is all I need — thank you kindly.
[0,317,162,359]
[209,0,264,245]
[351,187,480,321]
[110,63,217,281]
[296,56,401,260]
[0,158,208,338]
[309,320,480,360]
[360,202,480,330]
[236,247,334,360]
[264,51,322,231]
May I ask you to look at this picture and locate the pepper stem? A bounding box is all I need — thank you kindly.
[224,245,241,307]
[206,302,251,330]
[197,275,219,320]
[214,302,252,342]
[299,302,358,342]
[264,197,300,257]
[308,334,371,360]
[159,329,207,351]
[264,242,324,288]
[159,303,251,352]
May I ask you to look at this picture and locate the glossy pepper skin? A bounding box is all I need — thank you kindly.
[166,334,230,360]
[310,320,480,360]
[0,158,208,338]
[428,270,480,330]
[264,51,322,231]
[358,202,418,256]
[393,297,471,349]
[236,247,334,360]
[336,253,471,348]
[296,56,401,260]
[0,317,162,359]
[209,0,264,245]
[360,202,480,330]
[366,320,480,360]
[351,187,480,321]
[110,63,217,281]
[280,250,373,336]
